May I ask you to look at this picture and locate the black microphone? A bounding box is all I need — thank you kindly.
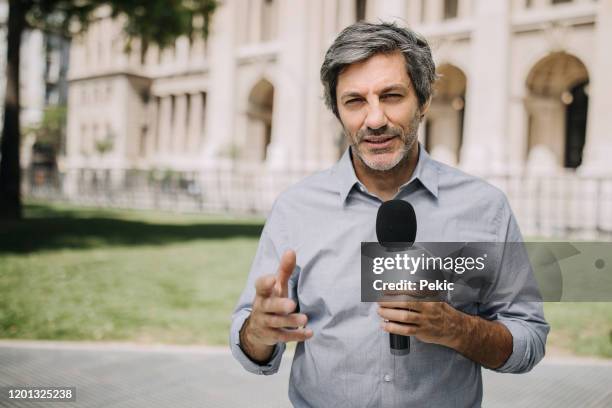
[376,200,417,356]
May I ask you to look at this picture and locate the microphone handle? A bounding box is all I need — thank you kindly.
[390,333,410,355]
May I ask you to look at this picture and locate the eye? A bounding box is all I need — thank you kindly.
[381,93,403,101]
[345,98,363,106]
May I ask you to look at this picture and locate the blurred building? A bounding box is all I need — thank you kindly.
[61,0,612,237]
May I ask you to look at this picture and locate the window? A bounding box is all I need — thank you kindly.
[443,0,459,20]
[356,0,367,21]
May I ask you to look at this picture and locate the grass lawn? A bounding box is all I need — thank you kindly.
[1,202,611,357]
[0,202,263,345]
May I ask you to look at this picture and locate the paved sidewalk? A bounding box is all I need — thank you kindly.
[0,341,611,407]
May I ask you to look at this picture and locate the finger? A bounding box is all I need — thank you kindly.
[381,290,436,301]
[377,307,420,325]
[380,321,417,337]
[255,274,277,297]
[377,300,423,312]
[260,297,297,314]
[275,250,296,298]
[275,327,314,343]
[264,313,308,329]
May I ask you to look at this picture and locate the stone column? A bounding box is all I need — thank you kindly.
[202,0,236,164]
[319,0,344,166]
[460,0,510,175]
[337,0,356,29]
[408,0,422,25]
[158,95,173,161]
[187,92,203,155]
[507,92,528,175]
[267,0,309,171]
[580,0,612,176]
[425,0,443,24]
[145,97,158,160]
[304,0,325,170]
[458,0,472,19]
[374,0,408,23]
[172,94,187,155]
[249,0,263,43]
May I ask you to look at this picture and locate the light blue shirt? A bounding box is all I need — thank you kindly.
[230,145,549,407]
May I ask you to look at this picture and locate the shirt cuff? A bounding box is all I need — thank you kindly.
[230,309,286,375]
[493,318,529,373]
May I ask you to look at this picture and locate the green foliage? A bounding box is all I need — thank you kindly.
[25,105,67,152]
[94,135,113,155]
[110,0,217,55]
[25,1,99,36]
[24,0,218,49]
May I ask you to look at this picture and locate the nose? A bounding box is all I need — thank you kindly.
[364,101,387,130]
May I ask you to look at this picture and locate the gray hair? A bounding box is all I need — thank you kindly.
[320,21,437,118]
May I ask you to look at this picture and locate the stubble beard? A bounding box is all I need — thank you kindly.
[349,111,421,172]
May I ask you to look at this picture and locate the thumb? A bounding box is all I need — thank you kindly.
[275,250,296,298]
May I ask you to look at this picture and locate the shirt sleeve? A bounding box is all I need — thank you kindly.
[479,196,550,374]
[229,198,294,375]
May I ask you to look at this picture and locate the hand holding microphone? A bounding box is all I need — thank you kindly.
[376,200,464,353]
[240,250,313,363]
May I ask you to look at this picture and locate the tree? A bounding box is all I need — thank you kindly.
[0,0,217,220]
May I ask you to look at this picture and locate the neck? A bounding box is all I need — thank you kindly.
[352,143,420,202]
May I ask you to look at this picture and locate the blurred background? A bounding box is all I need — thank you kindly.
[1,0,611,406]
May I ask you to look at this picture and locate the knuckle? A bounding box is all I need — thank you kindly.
[290,314,303,326]
[270,298,284,312]
[260,298,272,312]
[267,315,281,328]
[280,299,293,312]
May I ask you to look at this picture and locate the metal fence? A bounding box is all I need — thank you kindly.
[489,174,612,240]
[24,167,304,215]
[23,167,612,239]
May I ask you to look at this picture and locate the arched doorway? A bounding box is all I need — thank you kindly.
[525,52,589,170]
[425,64,466,166]
[247,79,274,162]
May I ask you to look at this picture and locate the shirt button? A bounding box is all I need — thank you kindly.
[383,374,392,382]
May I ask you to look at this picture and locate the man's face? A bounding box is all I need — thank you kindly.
[336,51,426,171]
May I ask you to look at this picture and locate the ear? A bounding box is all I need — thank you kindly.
[419,97,432,121]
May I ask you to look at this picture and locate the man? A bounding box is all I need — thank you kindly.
[230,22,548,407]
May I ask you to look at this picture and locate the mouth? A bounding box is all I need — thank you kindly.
[362,135,397,149]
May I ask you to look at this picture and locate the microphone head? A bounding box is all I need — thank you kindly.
[376,200,417,249]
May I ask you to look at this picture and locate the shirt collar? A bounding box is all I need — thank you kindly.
[332,143,439,205]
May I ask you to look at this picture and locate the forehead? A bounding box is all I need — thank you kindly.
[337,51,411,93]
